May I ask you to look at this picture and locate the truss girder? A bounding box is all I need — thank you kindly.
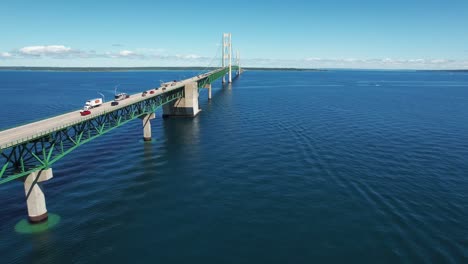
[197,66,238,90]
[0,89,183,184]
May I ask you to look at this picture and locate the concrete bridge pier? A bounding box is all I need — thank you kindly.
[204,83,212,100]
[141,113,155,141]
[163,81,201,117]
[24,168,53,223]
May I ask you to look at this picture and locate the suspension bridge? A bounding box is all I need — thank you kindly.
[0,33,242,224]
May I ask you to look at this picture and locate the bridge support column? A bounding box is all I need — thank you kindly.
[141,113,155,141]
[24,168,53,223]
[163,82,200,117]
[204,83,212,100]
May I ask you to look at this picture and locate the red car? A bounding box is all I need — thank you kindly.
[149,90,155,94]
[80,110,91,116]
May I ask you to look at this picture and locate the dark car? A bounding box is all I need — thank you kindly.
[142,91,148,97]
[80,110,91,116]
[111,101,119,106]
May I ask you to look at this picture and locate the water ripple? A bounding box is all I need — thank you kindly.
[0,70,467,263]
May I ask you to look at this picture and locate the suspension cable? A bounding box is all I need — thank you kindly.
[196,40,223,76]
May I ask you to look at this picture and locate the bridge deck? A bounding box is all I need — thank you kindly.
[0,69,221,149]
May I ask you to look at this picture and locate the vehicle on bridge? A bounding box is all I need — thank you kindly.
[160,83,170,91]
[82,98,103,111]
[80,110,91,116]
[112,93,130,106]
[114,93,130,101]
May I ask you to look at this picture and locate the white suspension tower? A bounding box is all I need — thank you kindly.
[222,33,232,83]
[237,50,241,75]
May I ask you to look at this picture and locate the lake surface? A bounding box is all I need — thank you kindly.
[0,70,467,263]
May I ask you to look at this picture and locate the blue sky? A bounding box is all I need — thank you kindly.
[1,0,467,69]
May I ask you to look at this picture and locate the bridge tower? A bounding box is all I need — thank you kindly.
[222,33,233,83]
[237,51,241,76]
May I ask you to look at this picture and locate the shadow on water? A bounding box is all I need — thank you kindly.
[119,133,158,196]
[161,113,201,159]
[25,228,60,263]
[202,82,233,111]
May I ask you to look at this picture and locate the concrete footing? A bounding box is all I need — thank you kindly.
[140,113,155,141]
[24,168,53,224]
[163,81,201,117]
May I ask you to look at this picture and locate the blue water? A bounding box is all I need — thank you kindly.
[0,70,467,263]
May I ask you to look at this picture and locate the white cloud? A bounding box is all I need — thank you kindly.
[2,44,468,69]
[430,59,449,64]
[101,50,144,59]
[0,52,12,58]
[239,57,468,69]
[119,50,136,57]
[19,45,75,56]
[305,57,322,61]
[175,54,203,59]
[136,48,166,53]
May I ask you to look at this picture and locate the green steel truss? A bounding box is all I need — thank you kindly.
[197,66,239,90]
[0,67,239,184]
[0,89,185,184]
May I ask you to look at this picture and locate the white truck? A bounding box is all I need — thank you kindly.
[82,98,103,111]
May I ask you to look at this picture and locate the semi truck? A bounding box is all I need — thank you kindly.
[82,98,103,111]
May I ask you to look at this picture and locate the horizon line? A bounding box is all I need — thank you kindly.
[0,66,467,72]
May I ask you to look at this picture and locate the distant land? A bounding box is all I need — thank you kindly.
[0,66,325,72]
[0,67,467,72]
[424,69,468,72]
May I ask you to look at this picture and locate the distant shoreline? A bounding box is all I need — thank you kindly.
[0,66,325,72]
[0,66,466,72]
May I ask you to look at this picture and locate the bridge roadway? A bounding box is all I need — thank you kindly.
[0,68,222,149]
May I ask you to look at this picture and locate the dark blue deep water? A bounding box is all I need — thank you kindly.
[0,70,467,263]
